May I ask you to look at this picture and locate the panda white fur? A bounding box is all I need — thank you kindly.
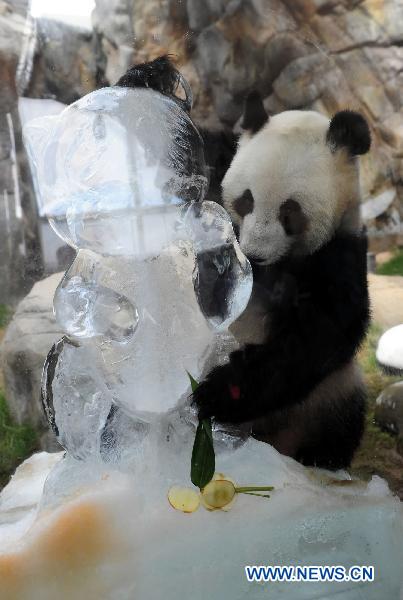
[117,57,371,469]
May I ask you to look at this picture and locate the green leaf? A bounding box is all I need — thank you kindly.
[186,371,199,393]
[191,419,215,489]
[187,371,215,489]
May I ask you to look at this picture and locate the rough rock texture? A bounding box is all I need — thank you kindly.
[375,381,403,436]
[0,0,42,303]
[92,0,135,86]
[362,188,403,252]
[375,380,403,456]
[25,19,98,104]
[1,272,63,448]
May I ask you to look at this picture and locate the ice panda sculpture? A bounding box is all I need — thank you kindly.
[24,58,253,463]
[194,93,371,470]
[112,56,371,470]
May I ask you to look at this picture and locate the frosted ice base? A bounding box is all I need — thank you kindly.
[0,442,402,600]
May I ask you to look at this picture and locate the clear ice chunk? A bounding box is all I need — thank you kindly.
[97,243,217,416]
[41,336,113,460]
[54,249,139,342]
[184,201,252,330]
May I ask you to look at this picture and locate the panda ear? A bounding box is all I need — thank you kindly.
[326,110,371,156]
[241,91,269,134]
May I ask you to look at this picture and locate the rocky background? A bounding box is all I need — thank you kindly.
[1,0,403,460]
[0,0,38,304]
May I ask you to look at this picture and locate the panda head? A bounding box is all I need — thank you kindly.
[222,92,371,265]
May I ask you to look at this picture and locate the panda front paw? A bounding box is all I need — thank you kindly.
[192,364,247,423]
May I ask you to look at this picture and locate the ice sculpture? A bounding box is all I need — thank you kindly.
[23,80,252,460]
[1,74,402,600]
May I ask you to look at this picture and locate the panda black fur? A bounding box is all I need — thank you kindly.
[117,57,371,470]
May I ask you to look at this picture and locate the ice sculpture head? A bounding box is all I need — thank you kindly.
[24,85,207,257]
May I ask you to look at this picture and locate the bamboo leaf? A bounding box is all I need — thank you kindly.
[186,371,200,393]
[191,420,215,489]
[187,371,216,489]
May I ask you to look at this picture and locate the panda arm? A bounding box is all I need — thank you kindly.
[193,232,370,423]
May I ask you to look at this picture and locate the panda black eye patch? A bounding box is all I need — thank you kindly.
[279,198,308,236]
[233,189,254,218]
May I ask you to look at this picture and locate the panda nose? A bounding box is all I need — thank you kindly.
[279,199,307,236]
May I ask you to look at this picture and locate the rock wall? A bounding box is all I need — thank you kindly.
[1,272,63,449]
[25,19,98,104]
[0,0,41,303]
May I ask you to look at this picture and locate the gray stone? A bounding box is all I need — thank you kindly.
[0,2,42,304]
[186,0,227,32]
[271,52,355,112]
[93,0,133,47]
[196,26,231,84]
[26,18,97,104]
[361,188,401,240]
[375,381,403,435]
[92,0,134,85]
[273,54,326,107]
[1,273,63,440]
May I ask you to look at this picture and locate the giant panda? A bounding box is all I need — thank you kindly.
[117,56,371,470]
[194,93,371,470]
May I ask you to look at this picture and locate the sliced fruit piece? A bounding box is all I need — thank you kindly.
[168,486,200,513]
[213,472,236,485]
[201,479,236,510]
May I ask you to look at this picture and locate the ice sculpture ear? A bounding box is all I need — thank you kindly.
[116,55,193,113]
[241,91,269,134]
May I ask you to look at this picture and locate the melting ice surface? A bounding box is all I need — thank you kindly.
[1,444,402,600]
[1,82,400,600]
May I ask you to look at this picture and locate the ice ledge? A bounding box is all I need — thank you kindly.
[0,443,402,600]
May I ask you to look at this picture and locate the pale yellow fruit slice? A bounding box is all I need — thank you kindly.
[167,486,200,513]
[201,479,236,510]
[203,473,237,511]
[213,472,236,485]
